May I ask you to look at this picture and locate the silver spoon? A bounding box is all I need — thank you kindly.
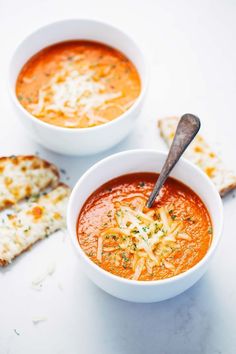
[146,113,201,208]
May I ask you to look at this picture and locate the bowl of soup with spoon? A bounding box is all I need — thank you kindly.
[67,149,223,302]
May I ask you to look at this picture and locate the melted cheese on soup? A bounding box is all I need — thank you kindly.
[16,41,141,128]
[77,173,212,281]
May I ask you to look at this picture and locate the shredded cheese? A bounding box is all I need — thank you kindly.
[29,59,122,127]
[32,316,47,324]
[31,262,56,290]
[97,197,191,280]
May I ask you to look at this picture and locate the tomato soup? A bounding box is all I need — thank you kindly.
[77,173,212,281]
[16,41,141,128]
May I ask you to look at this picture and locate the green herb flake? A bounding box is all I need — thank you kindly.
[169,210,177,220]
[14,329,20,336]
[132,243,137,251]
[121,252,129,262]
[185,216,195,223]
[30,194,40,202]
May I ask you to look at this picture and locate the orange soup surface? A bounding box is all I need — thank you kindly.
[77,173,212,281]
[16,41,141,128]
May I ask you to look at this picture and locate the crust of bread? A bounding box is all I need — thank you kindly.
[220,182,236,197]
[0,259,8,266]
[0,227,62,266]
[0,243,34,266]
[158,117,236,196]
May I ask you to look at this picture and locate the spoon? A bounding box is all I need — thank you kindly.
[146,113,201,208]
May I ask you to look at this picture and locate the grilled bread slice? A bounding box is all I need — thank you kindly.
[0,184,70,266]
[158,116,236,196]
[0,155,59,210]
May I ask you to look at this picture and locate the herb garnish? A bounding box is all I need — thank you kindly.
[14,329,20,336]
[169,210,177,220]
[208,227,213,234]
[121,252,129,262]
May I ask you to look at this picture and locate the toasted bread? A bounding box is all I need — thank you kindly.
[158,117,236,196]
[0,155,59,210]
[0,183,70,266]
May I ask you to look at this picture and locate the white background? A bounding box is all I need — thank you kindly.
[0,1,236,353]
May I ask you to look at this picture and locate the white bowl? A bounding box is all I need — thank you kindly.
[9,19,147,156]
[67,149,223,303]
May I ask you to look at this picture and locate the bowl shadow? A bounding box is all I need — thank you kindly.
[75,273,224,354]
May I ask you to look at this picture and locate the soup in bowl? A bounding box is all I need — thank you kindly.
[9,19,147,155]
[77,172,212,281]
[67,150,223,302]
[16,40,141,129]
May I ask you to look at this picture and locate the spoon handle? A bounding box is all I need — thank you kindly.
[146,114,201,208]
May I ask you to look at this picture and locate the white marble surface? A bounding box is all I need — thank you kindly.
[0,1,236,353]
